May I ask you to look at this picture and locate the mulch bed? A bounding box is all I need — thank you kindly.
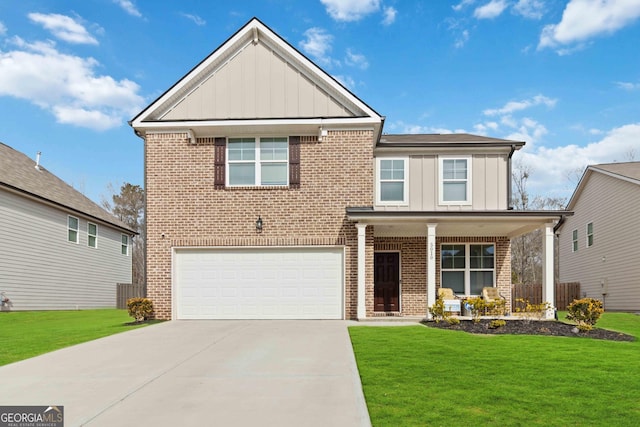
[423,319,635,342]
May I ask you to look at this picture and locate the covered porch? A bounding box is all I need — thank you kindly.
[347,209,568,320]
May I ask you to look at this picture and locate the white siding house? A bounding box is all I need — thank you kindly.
[0,143,136,310]
[558,162,640,311]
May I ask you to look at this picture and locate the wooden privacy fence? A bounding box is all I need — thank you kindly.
[116,283,145,309]
[511,282,580,311]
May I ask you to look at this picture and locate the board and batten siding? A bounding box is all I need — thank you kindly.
[375,153,509,211]
[161,39,352,121]
[558,171,640,311]
[0,190,132,310]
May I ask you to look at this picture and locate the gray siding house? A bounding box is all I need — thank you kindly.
[0,143,136,310]
[558,162,640,311]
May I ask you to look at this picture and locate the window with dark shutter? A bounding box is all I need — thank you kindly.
[214,137,226,189]
[289,136,300,188]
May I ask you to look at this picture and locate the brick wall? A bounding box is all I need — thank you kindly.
[145,130,374,319]
[374,236,512,316]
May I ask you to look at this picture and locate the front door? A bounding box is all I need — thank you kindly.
[374,252,400,312]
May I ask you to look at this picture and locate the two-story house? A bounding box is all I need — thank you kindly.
[131,18,567,320]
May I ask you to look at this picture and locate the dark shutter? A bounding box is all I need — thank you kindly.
[289,136,300,189]
[214,137,226,189]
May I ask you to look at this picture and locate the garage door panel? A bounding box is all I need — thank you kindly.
[175,247,343,319]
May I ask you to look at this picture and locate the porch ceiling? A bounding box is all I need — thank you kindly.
[346,209,572,238]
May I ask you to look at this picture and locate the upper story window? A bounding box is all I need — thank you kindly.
[439,156,471,205]
[68,216,79,243]
[227,137,288,186]
[572,229,578,252]
[121,234,129,256]
[88,223,97,248]
[377,158,407,204]
[586,222,594,247]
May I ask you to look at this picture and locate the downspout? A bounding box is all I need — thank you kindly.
[507,144,516,210]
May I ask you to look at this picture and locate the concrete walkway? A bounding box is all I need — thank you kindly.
[0,320,371,427]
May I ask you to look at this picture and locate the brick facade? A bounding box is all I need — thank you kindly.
[145,130,375,319]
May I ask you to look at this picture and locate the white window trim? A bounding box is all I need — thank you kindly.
[68,215,79,244]
[376,157,409,205]
[572,229,578,252]
[226,137,289,187]
[438,155,472,206]
[88,222,98,248]
[121,234,129,256]
[440,243,495,296]
[586,222,594,247]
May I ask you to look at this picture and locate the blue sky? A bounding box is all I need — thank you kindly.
[1,0,639,205]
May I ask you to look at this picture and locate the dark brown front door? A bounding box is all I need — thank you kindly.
[374,252,400,312]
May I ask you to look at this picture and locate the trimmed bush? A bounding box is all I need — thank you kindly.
[126,298,154,322]
[566,298,604,331]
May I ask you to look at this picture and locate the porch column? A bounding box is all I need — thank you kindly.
[356,223,367,320]
[426,223,438,319]
[542,222,555,319]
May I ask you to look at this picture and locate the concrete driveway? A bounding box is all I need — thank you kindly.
[0,320,371,427]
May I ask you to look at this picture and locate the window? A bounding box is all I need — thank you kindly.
[227,137,288,186]
[440,156,471,204]
[586,222,594,247]
[121,234,129,256]
[441,243,494,295]
[88,223,97,248]
[68,216,79,243]
[377,158,407,204]
[572,229,578,252]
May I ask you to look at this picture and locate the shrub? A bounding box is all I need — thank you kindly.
[430,298,457,324]
[489,319,506,329]
[445,317,460,326]
[514,298,552,323]
[566,298,604,331]
[465,297,485,323]
[126,298,154,322]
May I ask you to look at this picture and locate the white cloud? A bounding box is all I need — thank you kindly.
[334,74,356,90]
[345,49,369,69]
[299,27,335,67]
[455,29,470,48]
[113,0,142,18]
[0,37,144,130]
[513,0,546,19]
[519,123,640,197]
[0,21,7,35]
[388,121,467,134]
[616,81,640,90]
[181,13,206,26]
[28,13,98,45]
[538,0,640,51]
[382,6,397,25]
[453,0,476,12]
[320,0,381,21]
[474,0,509,19]
[483,94,557,116]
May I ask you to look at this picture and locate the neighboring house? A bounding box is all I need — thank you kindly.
[558,162,640,311]
[0,143,136,310]
[131,18,568,320]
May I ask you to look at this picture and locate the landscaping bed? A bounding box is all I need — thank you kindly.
[423,318,635,341]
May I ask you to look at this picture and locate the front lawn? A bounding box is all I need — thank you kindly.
[0,309,158,366]
[349,313,640,426]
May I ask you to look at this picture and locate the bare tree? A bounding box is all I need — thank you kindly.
[102,183,145,285]
[511,161,566,285]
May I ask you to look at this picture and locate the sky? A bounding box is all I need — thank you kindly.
[1,0,639,205]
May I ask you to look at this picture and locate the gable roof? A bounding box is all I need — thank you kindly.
[566,161,640,210]
[131,17,382,138]
[0,142,135,234]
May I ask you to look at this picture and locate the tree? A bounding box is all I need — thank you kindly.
[102,183,145,285]
[511,161,565,285]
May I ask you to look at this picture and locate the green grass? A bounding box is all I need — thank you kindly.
[0,309,159,366]
[350,312,640,427]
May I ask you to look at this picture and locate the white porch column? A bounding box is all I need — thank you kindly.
[356,223,367,320]
[542,222,555,319]
[426,223,438,319]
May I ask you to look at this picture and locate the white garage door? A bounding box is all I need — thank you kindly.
[174,247,344,319]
